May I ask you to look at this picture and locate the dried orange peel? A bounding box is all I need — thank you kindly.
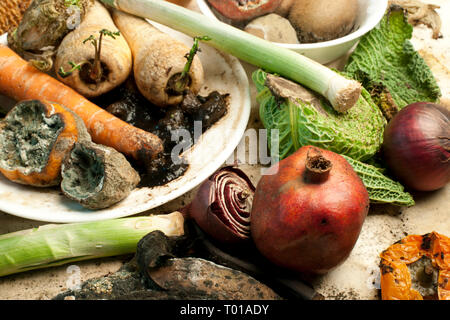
[380,232,450,300]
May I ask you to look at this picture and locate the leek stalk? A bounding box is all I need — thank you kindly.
[0,212,184,277]
[100,0,361,112]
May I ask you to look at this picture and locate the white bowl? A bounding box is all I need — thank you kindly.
[197,0,388,64]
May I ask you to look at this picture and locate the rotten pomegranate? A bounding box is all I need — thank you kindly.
[250,146,369,274]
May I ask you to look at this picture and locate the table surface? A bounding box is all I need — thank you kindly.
[0,0,449,300]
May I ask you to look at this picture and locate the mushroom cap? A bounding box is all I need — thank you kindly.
[289,0,358,43]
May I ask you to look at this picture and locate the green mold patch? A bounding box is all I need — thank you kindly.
[0,100,64,175]
[61,143,105,200]
[61,141,140,210]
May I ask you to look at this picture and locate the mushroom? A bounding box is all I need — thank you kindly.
[274,0,295,17]
[288,0,359,43]
[244,13,299,44]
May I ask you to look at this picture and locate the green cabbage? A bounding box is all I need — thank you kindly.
[253,70,414,206]
[253,69,386,161]
[342,155,414,207]
[345,7,441,113]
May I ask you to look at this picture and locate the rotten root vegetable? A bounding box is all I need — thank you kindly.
[187,166,255,245]
[149,257,282,299]
[251,146,369,274]
[0,99,140,208]
[111,10,204,107]
[54,1,132,98]
[136,230,281,300]
[382,102,450,191]
[0,45,164,162]
[0,100,90,187]
[61,140,140,210]
[7,0,92,71]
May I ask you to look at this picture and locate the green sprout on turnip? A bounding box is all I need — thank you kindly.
[58,29,121,83]
[167,35,211,95]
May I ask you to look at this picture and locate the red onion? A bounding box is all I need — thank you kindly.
[188,166,255,244]
[383,102,450,191]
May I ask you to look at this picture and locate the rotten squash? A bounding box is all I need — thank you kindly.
[380,232,450,300]
[0,100,89,187]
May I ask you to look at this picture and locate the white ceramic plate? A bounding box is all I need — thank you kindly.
[0,23,251,223]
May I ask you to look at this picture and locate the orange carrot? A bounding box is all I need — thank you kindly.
[0,44,163,161]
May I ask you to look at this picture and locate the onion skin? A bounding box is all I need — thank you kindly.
[188,167,255,245]
[383,102,450,191]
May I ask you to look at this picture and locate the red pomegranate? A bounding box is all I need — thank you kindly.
[250,146,369,274]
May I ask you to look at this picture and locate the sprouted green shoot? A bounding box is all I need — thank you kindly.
[168,35,211,95]
[58,29,121,83]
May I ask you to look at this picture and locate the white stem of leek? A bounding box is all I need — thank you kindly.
[0,212,184,277]
[101,0,361,112]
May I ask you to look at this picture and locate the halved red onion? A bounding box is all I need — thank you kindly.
[188,166,255,244]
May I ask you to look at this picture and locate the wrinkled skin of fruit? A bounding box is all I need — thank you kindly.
[251,146,370,274]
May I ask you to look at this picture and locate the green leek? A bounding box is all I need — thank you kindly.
[0,212,184,277]
[100,0,361,113]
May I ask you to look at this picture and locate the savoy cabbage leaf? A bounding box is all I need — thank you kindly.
[253,69,386,162]
[345,7,441,113]
[253,70,414,206]
[342,155,415,207]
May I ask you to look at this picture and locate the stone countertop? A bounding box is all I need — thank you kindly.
[0,0,448,300]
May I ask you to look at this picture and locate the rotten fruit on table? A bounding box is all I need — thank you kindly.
[251,146,369,275]
[380,232,450,300]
